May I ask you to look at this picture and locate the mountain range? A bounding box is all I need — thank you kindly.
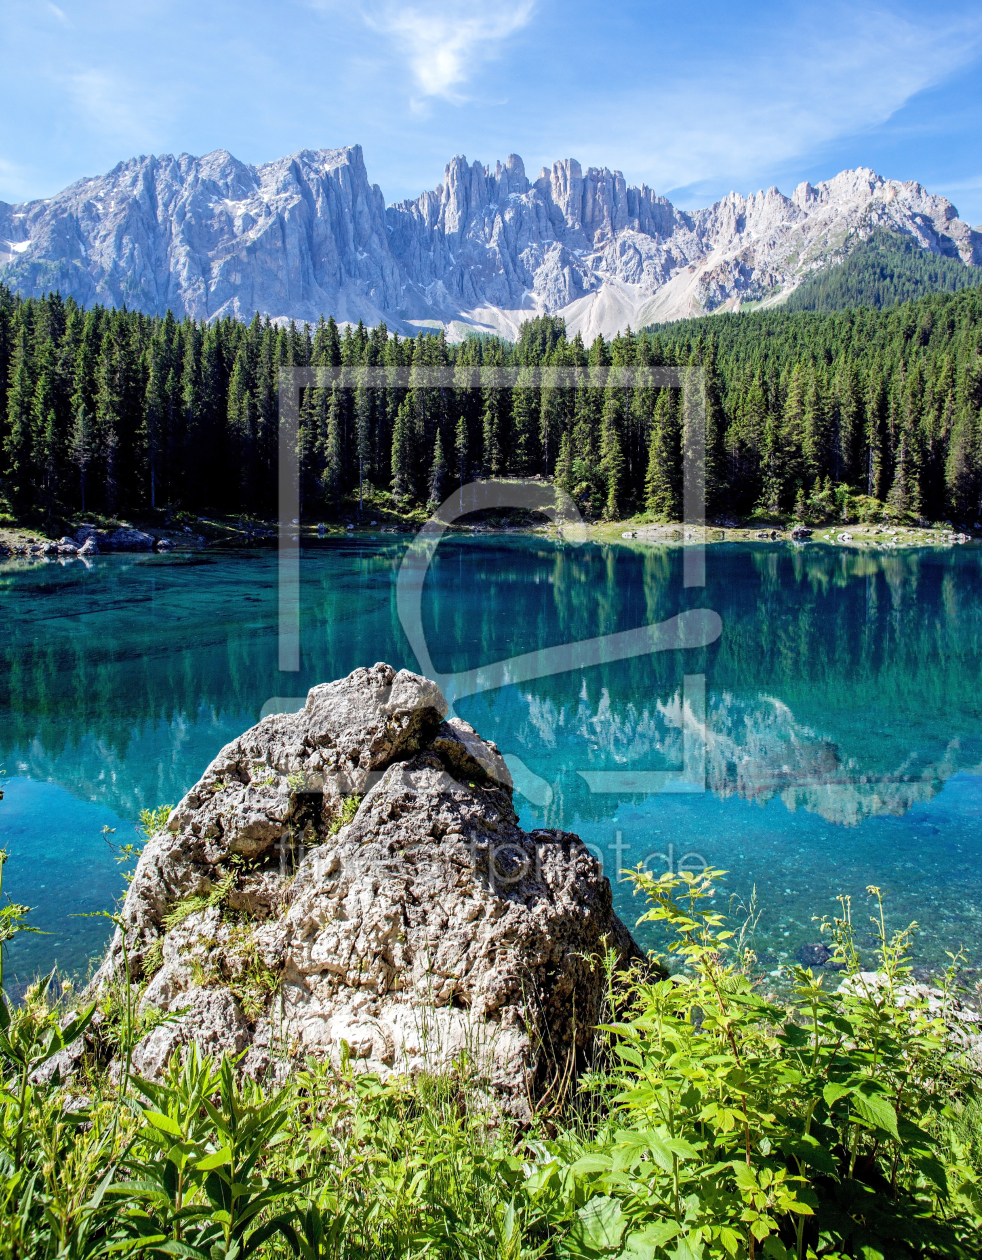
[1,145,980,341]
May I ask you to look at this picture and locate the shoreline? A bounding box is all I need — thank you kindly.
[1,515,978,562]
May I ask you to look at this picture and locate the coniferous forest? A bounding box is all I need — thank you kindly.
[2,280,982,526]
[785,229,982,314]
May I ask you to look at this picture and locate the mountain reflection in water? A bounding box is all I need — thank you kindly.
[1,538,981,977]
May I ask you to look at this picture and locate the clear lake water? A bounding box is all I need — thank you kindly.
[1,537,981,985]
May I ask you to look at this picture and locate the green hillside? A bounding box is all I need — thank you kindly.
[785,229,981,313]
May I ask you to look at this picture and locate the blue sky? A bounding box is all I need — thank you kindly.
[2,0,981,223]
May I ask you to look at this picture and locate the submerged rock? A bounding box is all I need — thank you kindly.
[96,663,640,1114]
[795,942,831,967]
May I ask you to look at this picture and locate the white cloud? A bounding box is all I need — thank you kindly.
[361,1,535,100]
[63,69,174,148]
[553,6,982,198]
[0,155,36,202]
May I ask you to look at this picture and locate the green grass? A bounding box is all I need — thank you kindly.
[3,844,982,1257]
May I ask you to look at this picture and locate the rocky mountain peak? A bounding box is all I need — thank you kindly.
[1,146,978,341]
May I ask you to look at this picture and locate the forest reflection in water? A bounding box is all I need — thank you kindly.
[1,538,981,978]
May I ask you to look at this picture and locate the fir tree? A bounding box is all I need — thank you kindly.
[554,431,575,497]
[599,384,625,519]
[69,402,93,513]
[644,389,682,519]
[428,428,447,508]
[4,323,33,509]
[509,366,538,476]
[322,387,344,507]
[453,413,469,490]
[390,399,413,504]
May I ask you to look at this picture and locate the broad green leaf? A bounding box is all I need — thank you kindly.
[105,1236,168,1253]
[851,1093,899,1139]
[822,1082,851,1107]
[157,1242,210,1259]
[145,1111,184,1138]
[570,1154,611,1175]
[623,1220,681,1256]
[566,1195,627,1255]
[669,1233,706,1260]
[779,1135,836,1175]
[733,1162,757,1190]
[196,1147,232,1171]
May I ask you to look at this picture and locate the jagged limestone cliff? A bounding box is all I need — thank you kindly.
[2,147,978,340]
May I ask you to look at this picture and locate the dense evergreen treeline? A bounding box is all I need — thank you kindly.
[785,229,982,314]
[2,280,982,524]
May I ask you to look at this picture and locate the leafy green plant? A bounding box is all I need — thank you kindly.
[1,862,982,1259]
[143,935,165,978]
[109,1054,300,1258]
[163,870,238,931]
[523,869,982,1259]
[328,795,362,836]
[139,804,174,838]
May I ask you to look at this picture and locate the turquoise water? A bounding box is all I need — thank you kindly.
[2,539,981,984]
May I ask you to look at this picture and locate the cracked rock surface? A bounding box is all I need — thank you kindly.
[96,663,640,1114]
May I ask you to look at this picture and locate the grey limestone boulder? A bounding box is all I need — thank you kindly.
[103,527,155,551]
[97,663,640,1114]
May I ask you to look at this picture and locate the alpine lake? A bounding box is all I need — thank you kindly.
[2,534,982,990]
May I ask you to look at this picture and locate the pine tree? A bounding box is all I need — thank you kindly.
[599,384,625,519]
[644,389,681,519]
[554,431,574,497]
[888,420,921,517]
[144,336,168,510]
[69,402,93,512]
[453,413,469,490]
[802,369,833,486]
[31,332,60,505]
[428,428,447,508]
[945,403,978,522]
[226,343,254,513]
[4,322,34,509]
[322,386,343,507]
[866,370,889,500]
[391,399,413,504]
[354,372,371,514]
[480,346,504,477]
[509,366,538,476]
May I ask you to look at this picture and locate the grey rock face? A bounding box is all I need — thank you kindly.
[73,525,155,552]
[97,663,638,1113]
[3,149,978,341]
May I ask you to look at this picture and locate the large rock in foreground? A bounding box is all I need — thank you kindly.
[99,664,640,1114]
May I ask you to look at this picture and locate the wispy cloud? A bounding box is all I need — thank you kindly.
[360,1,535,101]
[0,155,36,202]
[63,69,175,148]
[556,5,982,198]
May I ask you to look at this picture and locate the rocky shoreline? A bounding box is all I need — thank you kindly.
[2,515,978,562]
